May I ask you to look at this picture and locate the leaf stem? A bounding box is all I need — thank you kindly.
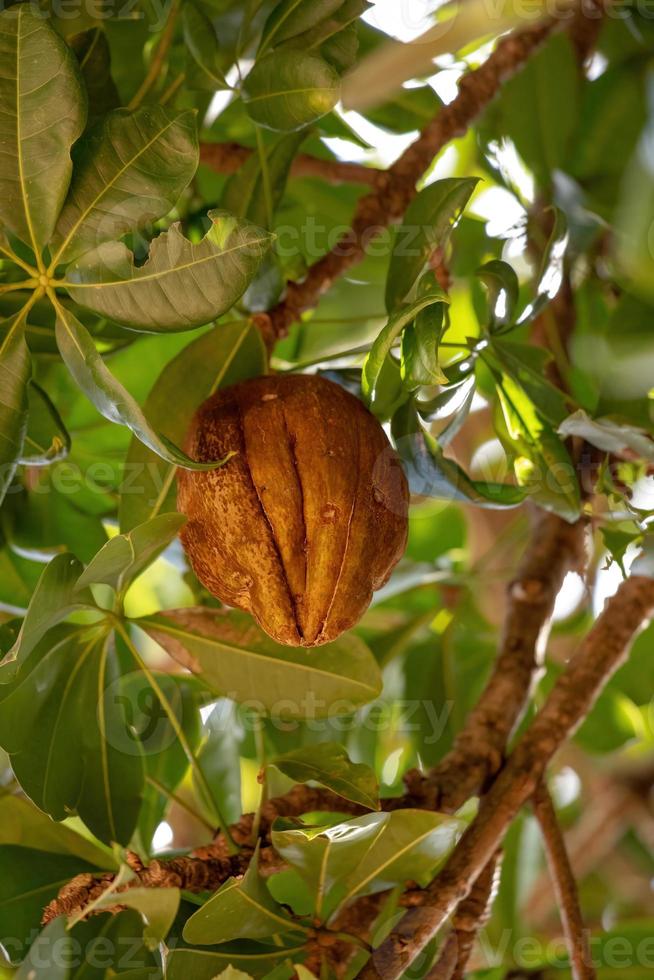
[128,0,182,111]
[0,240,38,277]
[254,125,274,229]
[159,71,185,105]
[116,621,238,853]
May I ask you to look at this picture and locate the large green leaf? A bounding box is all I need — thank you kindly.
[77,513,186,593]
[94,887,180,949]
[183,850,302,945]
[0,5,86,253]
[0,845,99,964]
[0,794,115,868]
[118,320,266,532]
[183,2,229,91]
[15,918,71,979]
[242,50,340,132]
[54,304,233,468]
[0,552,95,677]
[384,178,477,311]
[0,313,31,506]
[0,624,145,845]
[334,808,465,909]
[52,106,199,266]
[268,742,379,810]
[138,607,382,717]
[271,812,386,919]
[64,211,272,331]
[362,291,449,412]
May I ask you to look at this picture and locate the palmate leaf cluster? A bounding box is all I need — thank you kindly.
[1,1,654,978]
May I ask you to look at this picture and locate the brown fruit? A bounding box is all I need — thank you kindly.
[177,374,408,647]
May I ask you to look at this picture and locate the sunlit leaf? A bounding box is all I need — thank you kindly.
[64,211,272,332]
[242,50,340,132]
[268,742,379,809]
[138,607,382,717]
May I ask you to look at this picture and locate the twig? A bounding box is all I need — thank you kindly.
[128,0,182,111]
[425,852,502,980]
[532,782,596,980]
[258,18,559,341]
[359,573,654,979]
[199,142,382,187]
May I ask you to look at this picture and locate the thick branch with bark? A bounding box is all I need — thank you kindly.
[258,18,559,341]
[532,782,596,980]
[360,574,654,979]
[426,852,502,980]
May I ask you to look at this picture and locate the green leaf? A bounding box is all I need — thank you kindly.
[268,742,379,809]
[517,208,568,325]
[52,106,199,266]
[498,33,579,187]
[70,27,120,126]
[0,5,86,253]
[335,808,465,908]
[0,624,146,845]
[242,50,340,132]
[94,887,180,949]
[392,399,525,509]
[0,314,31,506]
[77,513,186,593]
[271,812,386,918]
[476,260,519,332]
[138,607,382,717]
[18,381,70,467]
[384,178,477,311]
[119,321,266,532]
[497,374,581,522]
[401,302,448,389]
[259,0,344,53]
[0,794,116,868]
[0,552,95,677]
[183,849,302,945]
[54,304,232,469]
[223,131,306,228]
[166,942,307,979]
[558,409,654,462]
[15,918,71,979]
[490,339,569,427]
[0,845,100,964]
[362,291,449,411]
[183,2,229,91]
[64,210,272,331]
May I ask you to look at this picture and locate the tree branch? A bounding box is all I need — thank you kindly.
[532,782,596,980]
[199,142,382,187]
[258,18,558,342]
[425,851,502,980]
[359,573,654,979]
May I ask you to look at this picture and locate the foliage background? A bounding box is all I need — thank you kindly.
[1,0,654,978]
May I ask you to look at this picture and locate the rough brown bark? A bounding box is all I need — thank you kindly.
[425,852,502,980]
[359,574,654,979]
[532,782,596,980]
